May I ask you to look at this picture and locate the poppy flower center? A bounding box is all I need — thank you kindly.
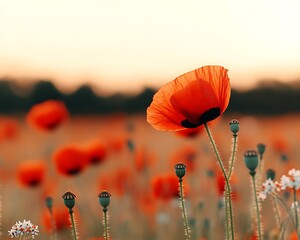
[67,167,82,175]
[181,107,220,128]
[29,179,41,187]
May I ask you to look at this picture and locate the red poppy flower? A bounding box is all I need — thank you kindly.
[26,100,68,131]
[271,135,289,153]
[52,144,88,176]
[42,206,71,232]
[289,231,298,240]
[170,146,197,172]
[98,168,132,197]
[84,140,107,165]
[147,66,230,131]
[16,160,46,187]
[137,191,157,216]
[175,126,204,138]
[108,134,128,153]
[0,117,19,141]
[134,147,156,172]
[151,174,186,201]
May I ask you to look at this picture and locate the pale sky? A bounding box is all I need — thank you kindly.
[1,0,300,93]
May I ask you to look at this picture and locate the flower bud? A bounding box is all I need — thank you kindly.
[98,191,111,209]
[244,150,259,176]
[127,139,135,152]
[257,143,266,158]
[174,163,186,179]
[229,119,239,134]
[266,169,275,180]
[62,191,76,210]
[45,197,53,209]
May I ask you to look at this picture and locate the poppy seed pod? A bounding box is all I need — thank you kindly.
[174,163,186,179]
[244,150,259,176]
[45,197,53,209]
[127,139,135,152]
[266,169,276,180]
[62,191,76,210]
[229,119,239,134]
[98,191,111,209]
[257,143,266,157]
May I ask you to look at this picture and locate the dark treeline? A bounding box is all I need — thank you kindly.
[1,79,300,115]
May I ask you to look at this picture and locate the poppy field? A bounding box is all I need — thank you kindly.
[1,66,300,240]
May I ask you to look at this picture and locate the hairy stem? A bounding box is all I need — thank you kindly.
[103,209,109,240]
[271,195,282,230]
[251,176,262,240]
[228,134,237,179]
[272,192,296,228]
[204,123,234,240]
[69,210,78,240]
[179,179,191,240]
[293,188,299,238]
[48,207,58,240]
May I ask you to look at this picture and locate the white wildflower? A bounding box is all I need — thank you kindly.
[258,178,279,200]
[8,220,39,239]
[280,169,300,190]
[291,201,300,212]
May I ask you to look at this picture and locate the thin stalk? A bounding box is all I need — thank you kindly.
[204,123,234,240]
[224,193,229,240]
[179,178,191,240]
[103,209,109,240]
[271,192,296,228]
[69,209,78,240]
[293,188,299,238]
[271,195,282,230]
[48,207,57,240]
[251,176,262,240]
[228,134,237,179]
[225,133,237,239]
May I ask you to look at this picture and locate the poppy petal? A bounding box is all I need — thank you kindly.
[147,65,230,131]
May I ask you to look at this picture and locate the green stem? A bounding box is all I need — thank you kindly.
[48,207,57,240]
[104,209,109,240]
[179,178,191,240]
[272,192,296,228]
[69,209,78,240]
[224,133,237,240]
[204,123,234,240]
[251,176,262,240]
[224,192,229,239]
[293,188,299,237]
[271,195,282,230]
[228,134,237,179]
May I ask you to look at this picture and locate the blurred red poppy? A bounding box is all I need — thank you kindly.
[134,146,156,172]
[170,146,197,172]
[137,191,157,216]
[16,160,46,187]
[42,206,71,232]
[84,140,107,165]
[26,100,68,131]
[105,133,128,153]
[147,65,230,131]
[0,117,19,141]
[289,231,298,240]
[151,174,187,201]
[98,168,132,197]
[52,144,88,176]
[271,135,289,153]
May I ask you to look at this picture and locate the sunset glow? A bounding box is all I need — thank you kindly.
[1,0,300,92]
